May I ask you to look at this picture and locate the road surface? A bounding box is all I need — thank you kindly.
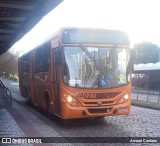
[1,78,160,146]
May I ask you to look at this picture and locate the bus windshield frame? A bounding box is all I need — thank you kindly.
[62,45,131,89]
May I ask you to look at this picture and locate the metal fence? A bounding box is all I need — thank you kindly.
[0,78,12,107]
[132,71,160,103]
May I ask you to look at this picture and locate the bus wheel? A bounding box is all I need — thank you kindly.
[25,89,30,105]
[46,96,52,117]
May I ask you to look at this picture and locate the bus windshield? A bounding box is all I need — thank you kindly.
[62,46,130,89]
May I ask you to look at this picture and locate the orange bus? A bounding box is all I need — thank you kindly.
[18,27,132,119]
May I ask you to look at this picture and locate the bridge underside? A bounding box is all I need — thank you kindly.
[0,0,63,55]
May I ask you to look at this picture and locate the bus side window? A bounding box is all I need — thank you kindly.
[43,43,51,72]
[22,54,30,73]
[35,43,51,73]
[53,48,61,82]
[35,46,44,73]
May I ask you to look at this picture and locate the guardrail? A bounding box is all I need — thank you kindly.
[0,78,12,107]
[132,72,160,103]
[132,87,160,103]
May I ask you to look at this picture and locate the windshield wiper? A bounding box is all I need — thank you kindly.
[79,44,99,72]
[79,45,94,60]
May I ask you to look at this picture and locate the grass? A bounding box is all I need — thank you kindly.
[132,99,160,110]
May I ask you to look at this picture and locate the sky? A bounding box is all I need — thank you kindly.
[11,0,160,54]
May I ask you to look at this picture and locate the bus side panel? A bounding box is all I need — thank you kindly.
[34,73,52,109]
[33,42,53,111]
[30,52,36,104]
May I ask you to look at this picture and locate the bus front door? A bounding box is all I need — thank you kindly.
[52,48,61,116]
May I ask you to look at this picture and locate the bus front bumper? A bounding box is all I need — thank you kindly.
[61,101,131,119]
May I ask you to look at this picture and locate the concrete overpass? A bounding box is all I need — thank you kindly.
[0,0,63,55]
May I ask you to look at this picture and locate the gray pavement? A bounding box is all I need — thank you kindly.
[0,90,32,145]
[0,92,11,108]
[0,108,25,137]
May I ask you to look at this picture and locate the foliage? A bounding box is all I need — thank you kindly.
[0,50,19,82]
[0,73,19,82]
[0,51,18,75]
[132,42,160,64]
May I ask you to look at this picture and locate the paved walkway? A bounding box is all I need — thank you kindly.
[0,91,26,145]
[0,92,11,108]
[0,108,24,137]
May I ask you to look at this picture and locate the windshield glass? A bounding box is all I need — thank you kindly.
[62,46,130,89]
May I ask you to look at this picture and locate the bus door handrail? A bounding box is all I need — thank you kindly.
[0,78,12,107]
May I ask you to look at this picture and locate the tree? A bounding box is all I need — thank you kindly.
[132,42,160,64]
[0,51,18,75]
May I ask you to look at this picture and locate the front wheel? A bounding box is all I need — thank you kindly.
[46,97,54,120]
[46,97,51,114]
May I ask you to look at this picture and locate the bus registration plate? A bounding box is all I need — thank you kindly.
[77,93,96,99]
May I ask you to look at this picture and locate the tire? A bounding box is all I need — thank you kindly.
[46,97,51,115]
[24,88,30,105]
[46,96,53,119]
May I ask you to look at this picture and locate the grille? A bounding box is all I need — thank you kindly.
[88,108,111,114]
[84,101,114,105]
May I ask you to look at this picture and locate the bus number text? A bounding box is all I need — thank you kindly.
[77,93,95,99]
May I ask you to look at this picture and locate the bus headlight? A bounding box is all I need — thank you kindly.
[63,94,81,107]
[67,95,72,103]
[118,94,129,104]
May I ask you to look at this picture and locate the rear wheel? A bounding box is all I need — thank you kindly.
[24,88,30,105]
